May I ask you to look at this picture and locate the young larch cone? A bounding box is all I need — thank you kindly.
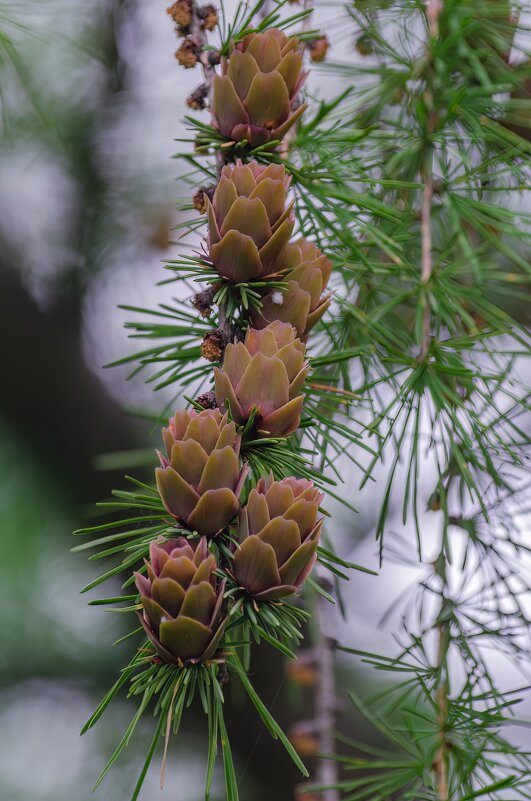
[251,237,333,338]
[135,537,226,663]
[156,409,247,536]
[212,28,307,147]
[205,160,294,282]
[233,475,324,600]
[214,321,309,437]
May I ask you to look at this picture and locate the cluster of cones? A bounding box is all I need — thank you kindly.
[138,27,333,666]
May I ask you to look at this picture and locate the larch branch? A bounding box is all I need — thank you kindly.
[419,0,440,359]
[314,569,339,801]
[434,608,449,801]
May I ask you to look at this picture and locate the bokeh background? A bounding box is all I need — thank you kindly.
[1,2,530,800]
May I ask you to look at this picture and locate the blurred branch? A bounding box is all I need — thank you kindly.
[433,559,449,801]
[424,9,449,797]
[420,163,434,359]
[419,0,439,360]
[426,0,440,37]
[189,0,217,95]
[314,569,339,801]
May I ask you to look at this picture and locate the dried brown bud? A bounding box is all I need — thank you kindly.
[192,189,206,212]
[192,284,216,316]
[175,36,200,68]
[195,390,218,410]
[428,491,441,512]
[308,35,329,63]
[208,49,221,67]
[198,4,218,31]
[201,329,224,362]
[167,0,192,30]
[187,83,209,111]
[390,86,405,105]
[192,184,215,215]
[287,660,318,688]
[289,725,319,758]
[355,33,373,56]
[471,311,487,331]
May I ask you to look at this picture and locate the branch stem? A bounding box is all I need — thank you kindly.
[432,472,451,801]
[314,573,339,801]
[420,168,434,359]
[188,2,216,97]
[427,0,441,37]
[434,616,448,801]
[288,7,340,791]
[419,0,439,359]
[189,1,232,343]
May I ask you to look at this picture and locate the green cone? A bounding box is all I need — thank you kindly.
[233,474,324,600]
[212,29,307,147]
[214,321,309,437]
[251,237,333,337]
[206,160,294,282]
[156,409,248,536]
[135,537,226,664]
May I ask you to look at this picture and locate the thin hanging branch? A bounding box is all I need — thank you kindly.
[307,1,531,798]
[434,628,449,801]
[420,166,434,359]
[282,3,340,793]
[314,568,339,801]
[302,0,339,792]
[423,9,449,795]
[419,0,439,360]
[426,0,441,38]
[188,2,217,91]
[433,552,449,801]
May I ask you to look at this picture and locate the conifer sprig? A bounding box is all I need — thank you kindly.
[314,1,531,797]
